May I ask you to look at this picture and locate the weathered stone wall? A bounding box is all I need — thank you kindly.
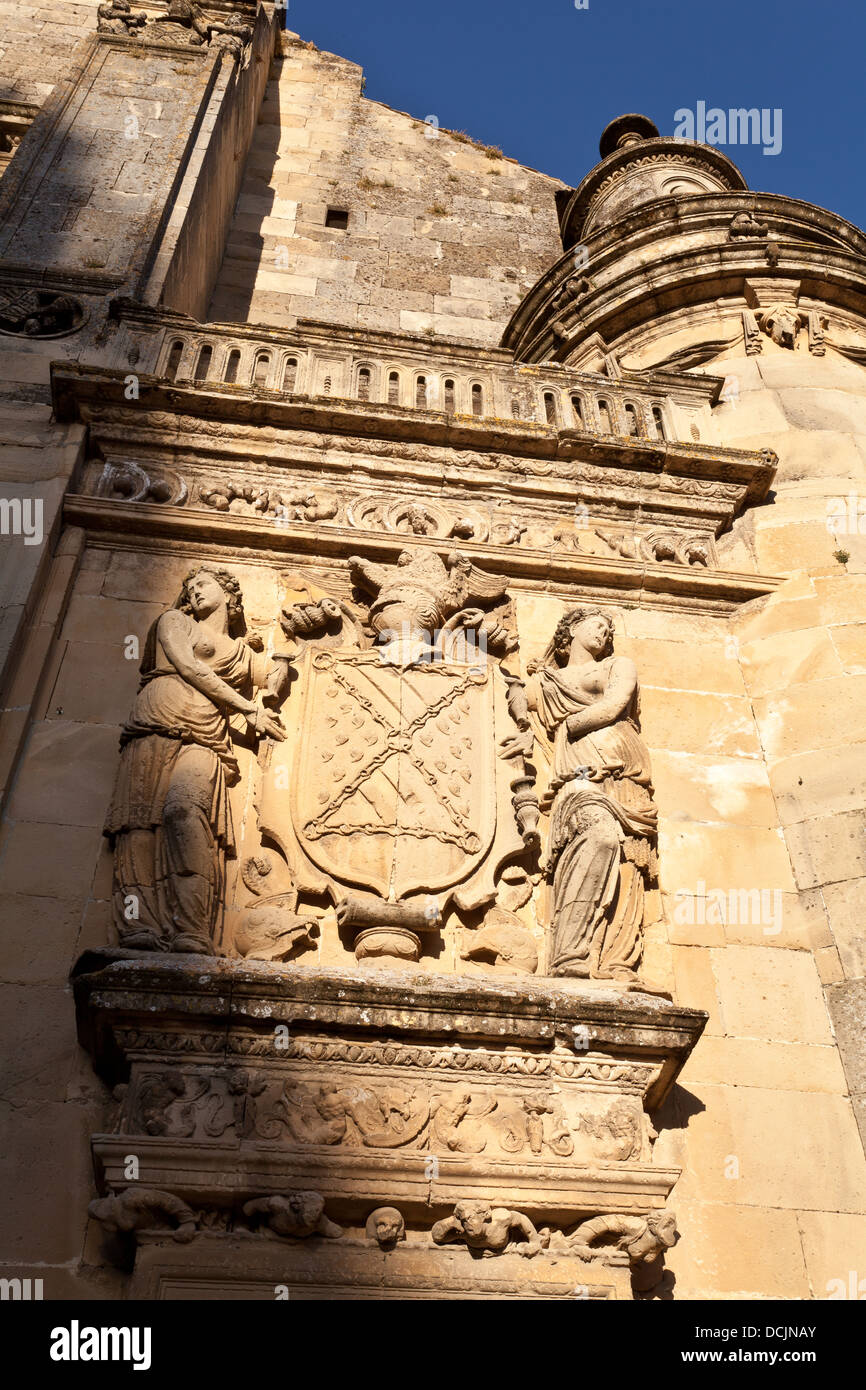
[1,19,865,1305]
[0,10,279,740]
[0,0,102,109]
[3,521,864,1298]
[208,32,566,341]
[709,348,866,1296]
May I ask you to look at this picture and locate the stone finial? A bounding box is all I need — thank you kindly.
[598,114,660,159]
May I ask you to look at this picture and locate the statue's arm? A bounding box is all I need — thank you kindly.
[348,554,388,594]
[565,657,638,740]
[509,1210,543,1255]
[431,1215,460,1246]
[509,1211,538,1241]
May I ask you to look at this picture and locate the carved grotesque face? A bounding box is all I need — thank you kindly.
[290,1193,324,1227]
[317,1089,345,1120]
[186,570,226,620]
[766,308,799,348]
[375,1214,402,1244]
[572,613,612,658]
[457,1201,491,1238]
[649,1211,678,1248]
[88,1197,115,1228]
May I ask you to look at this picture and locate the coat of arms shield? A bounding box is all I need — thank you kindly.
[284,649,496,901]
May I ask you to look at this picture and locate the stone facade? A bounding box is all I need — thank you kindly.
[0,5,864,1302]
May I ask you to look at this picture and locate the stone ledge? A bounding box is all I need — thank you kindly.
[72,951,707,1109]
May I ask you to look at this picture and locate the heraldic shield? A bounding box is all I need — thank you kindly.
[295,649,494,900]
[258,645,527,912]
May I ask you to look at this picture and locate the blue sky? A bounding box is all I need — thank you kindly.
[281,0,866,232]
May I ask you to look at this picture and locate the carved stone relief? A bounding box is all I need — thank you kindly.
[96,460,188,506]
[96,1,147,35]
[120,1057,651,1167]
[519,607,659,981]
[0,286,84,338]
[86,1179,674,1291]
[728,210,769,239]
[547,1210,677,1290]
[199,480,338,522]
[242,1194,343,1241]
[88,1188,197,1243]
[99,1,253,60]
[431,1201,546,1257]
[103,565,288,956]
[256,548,536,963]
[593,528,712,566]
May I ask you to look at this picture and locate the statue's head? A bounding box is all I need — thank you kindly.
[178,566,245,634]
[290,1192,325,1226]
[455,1200,492,1237]
[549,606,614,664]
[366,1206,405,1247]
[647,1210,678,1249]
[88,1196,117,1229]
[316,1088,346,1121]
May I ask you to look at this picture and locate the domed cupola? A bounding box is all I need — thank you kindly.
[559,112,748,246]
[504,111,866,370]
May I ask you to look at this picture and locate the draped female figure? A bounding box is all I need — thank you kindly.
[526,608,658,980]
[104,566,286,955]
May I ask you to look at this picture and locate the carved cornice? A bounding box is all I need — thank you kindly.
[53,364,776,505]
[56,357,781,610]
[62,498,781,612]
[74,953,706,1110]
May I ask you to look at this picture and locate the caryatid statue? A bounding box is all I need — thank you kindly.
[521,607,658,981]
[103,566,287,955]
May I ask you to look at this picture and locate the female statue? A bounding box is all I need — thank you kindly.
[104,566,286,955]
[526,607,658,980]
